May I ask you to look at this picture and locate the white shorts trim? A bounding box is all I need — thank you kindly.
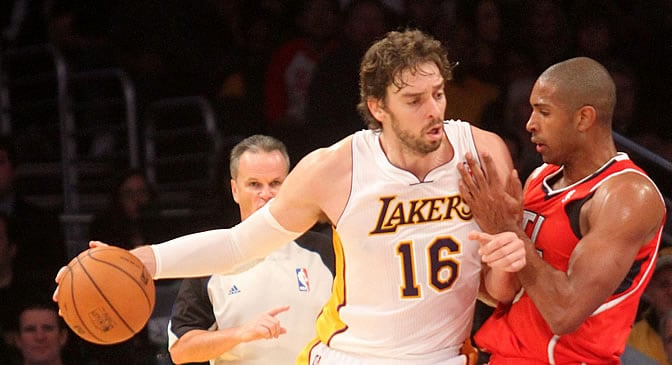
[308,342,467,365]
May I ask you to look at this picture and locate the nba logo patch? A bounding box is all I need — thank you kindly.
[296,268,310,292]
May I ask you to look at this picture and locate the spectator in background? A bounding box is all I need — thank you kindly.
[480,75,541,181]
[0,136,66,284]
[212,1,269,139]
[569,2,624,66]
[86,168,160,365]
[104,0,239,111]
[513,0,572,75]
[306,0,392,150]
[89,168,158,250]
[453,0,512,88]
[13,301,78,365]
[46,0,116,70]
[193,137,244,232]
[263,0,341,162]
[0,212,51,365]
[628,248,672,365]
[401,0,441,34]
[605,60,641,138]
[440,19,500,127]
[1,0,50,50]
[663,310,672,364]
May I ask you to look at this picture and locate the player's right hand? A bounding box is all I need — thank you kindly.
[469,230,526,272]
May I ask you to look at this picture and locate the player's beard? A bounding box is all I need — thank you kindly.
[391,115,443,154]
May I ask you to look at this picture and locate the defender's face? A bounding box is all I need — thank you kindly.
[526,80,577,166]
[381,62,446,154]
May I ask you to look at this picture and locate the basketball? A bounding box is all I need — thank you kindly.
[57,245,155,345]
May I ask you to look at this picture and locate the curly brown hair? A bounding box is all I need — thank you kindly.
[356,29,455,130]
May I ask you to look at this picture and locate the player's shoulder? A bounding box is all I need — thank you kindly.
[599,166,663,203]
[467,123,513,168]
[469,123,507,147]
[591,164,666,226]
[294,135,353,176]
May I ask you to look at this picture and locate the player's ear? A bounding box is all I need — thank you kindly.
[367,97,386,122]
[230,179,239,204]
[575,104,595,132]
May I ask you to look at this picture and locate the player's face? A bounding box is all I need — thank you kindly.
[231,150,288,221]
[381,62,446,154]
[16,309,67,364]
[526,80,579,165]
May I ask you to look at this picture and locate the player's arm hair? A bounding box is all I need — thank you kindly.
[151,203,301,279]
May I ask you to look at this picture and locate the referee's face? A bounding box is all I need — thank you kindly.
[230,150,288,221]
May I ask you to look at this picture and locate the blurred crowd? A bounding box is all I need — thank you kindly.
[2,0,671,167]
[1,0,671,364]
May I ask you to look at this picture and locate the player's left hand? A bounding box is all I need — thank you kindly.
[458,152,523,233]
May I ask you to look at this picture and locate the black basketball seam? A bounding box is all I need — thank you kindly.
[66,260,106,344]
[88,247,154,308]
[77,249,140,336]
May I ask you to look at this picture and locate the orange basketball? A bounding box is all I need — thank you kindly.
[57,245,155,345]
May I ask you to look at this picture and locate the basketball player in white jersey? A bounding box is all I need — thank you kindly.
[56,29,526,365]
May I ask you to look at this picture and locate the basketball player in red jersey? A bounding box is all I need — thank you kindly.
[458,57,667,364]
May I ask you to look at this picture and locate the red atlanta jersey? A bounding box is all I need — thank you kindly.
[475,153,666,364]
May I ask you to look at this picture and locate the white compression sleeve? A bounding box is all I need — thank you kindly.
[151,203,302,279]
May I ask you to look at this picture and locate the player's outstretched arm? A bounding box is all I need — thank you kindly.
[170,306,290,364]
[52,206,302,305]
[143,142,347,279]
[54,143,349,304]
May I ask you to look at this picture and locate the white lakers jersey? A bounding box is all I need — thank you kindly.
[303,120,483,364]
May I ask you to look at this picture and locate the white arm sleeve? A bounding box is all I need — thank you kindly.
[151,203,302,279]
